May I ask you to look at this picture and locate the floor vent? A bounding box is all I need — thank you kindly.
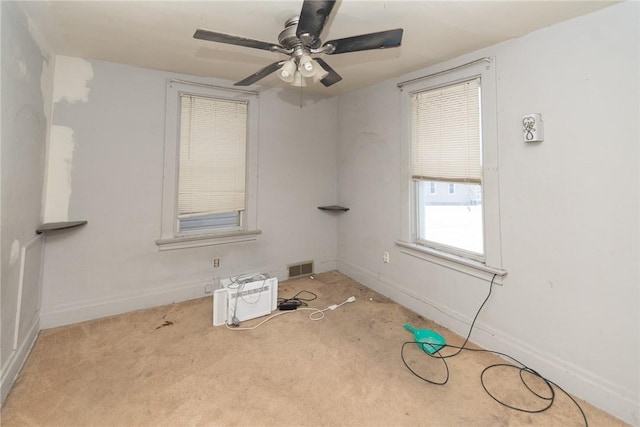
[288,261,313,279]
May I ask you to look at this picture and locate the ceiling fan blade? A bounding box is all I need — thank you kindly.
[296,0,336,45]
[324,28,403,55]
[194,29,279,51]
[314,58,342,87]
[234,61,284,86]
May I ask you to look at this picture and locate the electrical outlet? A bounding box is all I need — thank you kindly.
[383,251,390,263]
[204,284,212,294]
[213,258,220,268]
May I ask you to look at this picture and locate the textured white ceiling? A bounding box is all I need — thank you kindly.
[21,0,616,96]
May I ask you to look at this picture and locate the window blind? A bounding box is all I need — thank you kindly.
[411,78,482,183]
[178,94,247,219]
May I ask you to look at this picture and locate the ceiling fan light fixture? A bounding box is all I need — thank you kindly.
[292,71,307,87]
[298,54,316,78]
[312,60,329,83]
[279,59,297,83]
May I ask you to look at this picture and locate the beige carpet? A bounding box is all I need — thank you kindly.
[1,272,627,426]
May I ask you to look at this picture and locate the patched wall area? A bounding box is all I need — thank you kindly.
[43,56,94,222]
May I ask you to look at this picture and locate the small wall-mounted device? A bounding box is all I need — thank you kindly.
[522,113,544,142]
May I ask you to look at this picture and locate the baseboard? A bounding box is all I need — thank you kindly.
[1,313,39,406]
[337,260,639,426]
[40,279,212,329]
[38,261,335,330]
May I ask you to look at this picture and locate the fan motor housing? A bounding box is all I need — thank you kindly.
[278,17,301,48]
[279,16,319,53]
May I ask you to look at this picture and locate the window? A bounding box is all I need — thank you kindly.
[158,80,260,250]
[178,94,246,233]
[413,77,484,258]
[398,58,504,279]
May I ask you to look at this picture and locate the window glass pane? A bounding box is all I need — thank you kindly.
[179,211,240,232]
[418,180,484,255]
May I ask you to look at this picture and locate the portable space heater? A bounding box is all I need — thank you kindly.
[213,275,278,326]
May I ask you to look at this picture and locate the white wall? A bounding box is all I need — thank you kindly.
[336,2,638,424]
[39,57,338,327]
[0,1,51,404]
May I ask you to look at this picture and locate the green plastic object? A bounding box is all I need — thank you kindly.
[403,324,446,355]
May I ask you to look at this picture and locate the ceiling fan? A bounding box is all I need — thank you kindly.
[193,0,403,88]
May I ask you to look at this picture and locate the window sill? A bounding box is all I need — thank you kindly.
[395,240,507,284]
[156,229,261,251]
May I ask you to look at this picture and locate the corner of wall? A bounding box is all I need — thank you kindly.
[0,1,50,407]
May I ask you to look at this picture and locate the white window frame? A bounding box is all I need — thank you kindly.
[157,80,260,250]
[398,58,506,282]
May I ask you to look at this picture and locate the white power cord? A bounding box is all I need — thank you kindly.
[308,296,356,321]
[225,296,356,330]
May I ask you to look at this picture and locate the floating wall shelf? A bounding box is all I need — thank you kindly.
[317,205,349,212]
[36,220,88,234]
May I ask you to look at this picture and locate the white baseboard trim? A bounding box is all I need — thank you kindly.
[40,278,212,329]
[1,313,39,405]
[337,260,639,426]
[38,260,335,330]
